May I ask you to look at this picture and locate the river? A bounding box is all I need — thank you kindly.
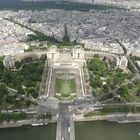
[0,123,56,140]
[0,0,121,11]
[75,121,140,140]
[0,121,140,140]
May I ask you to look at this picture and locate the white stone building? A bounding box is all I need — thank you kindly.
[136,61,140,70]
[82,39,124,55]
[72,45,84,59]
[47,45,59,60]
[132,48,140,57]
[118,56,128,70]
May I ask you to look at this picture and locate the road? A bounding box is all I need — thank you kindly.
[116,39,140,80]
[39,59,49,96]
[57,103,71,140]
[128,56,140,80]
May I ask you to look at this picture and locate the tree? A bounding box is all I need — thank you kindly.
[25,100,32,107]
[128,61,136,73]
[133,79,140,86]
[46,112,52,120]
[136,88,140,96]
[23,80,34,87]
[40,54,47,61]
[0,84,8,98]
[15,61,21,69]
[23,57,34,63]
[1,69,13,83]
[103,84,110,93]
[39,112,52,120]
[5,95,15,104]
[103,56,107,61]
[0,61,4,78]
[14,99,20,108]
[118,85,129,98]
[93,54,99,58]
[88,57,107,73]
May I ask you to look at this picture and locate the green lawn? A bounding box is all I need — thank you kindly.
[55,77,76,98]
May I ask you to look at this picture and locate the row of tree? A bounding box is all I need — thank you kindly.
[0,112,27,122]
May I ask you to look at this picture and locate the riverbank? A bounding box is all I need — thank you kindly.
[1,113,140,129]
[0,118,57,129]
[0,0,123,11]
[75,113,140,124]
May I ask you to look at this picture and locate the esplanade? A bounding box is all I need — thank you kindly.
[46,45,128,70]
[3,44,128,71]
[47,45,85,68]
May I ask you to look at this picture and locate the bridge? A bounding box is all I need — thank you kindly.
[56,103,75,140]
